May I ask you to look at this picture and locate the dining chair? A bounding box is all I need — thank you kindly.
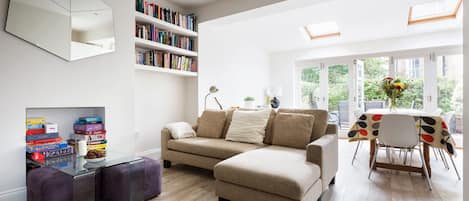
[368,114,432,191]
[351,109,364,165]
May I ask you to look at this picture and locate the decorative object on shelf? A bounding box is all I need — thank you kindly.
[265,88,272,109]
[244,97,256,109]
[270,87,282,109]
[204,86,223,110]
[6,0,115,61]
[381,77,408,112]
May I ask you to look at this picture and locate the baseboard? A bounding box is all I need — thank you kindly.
[136,148,161,159]
[0,187,26,201]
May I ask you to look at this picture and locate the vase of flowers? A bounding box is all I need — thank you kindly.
[381,77,408,112]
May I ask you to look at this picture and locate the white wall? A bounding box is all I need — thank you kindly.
[270,30,463,108]
[0,0,135,200]
[197,23,271,112]
[463,3,468,201]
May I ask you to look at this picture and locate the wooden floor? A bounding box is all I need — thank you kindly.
[147,140,463,201]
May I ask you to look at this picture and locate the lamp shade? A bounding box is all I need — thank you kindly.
[209,86,219,94]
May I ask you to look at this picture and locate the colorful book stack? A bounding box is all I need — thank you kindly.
[70,117,107,152]
[136,50,197,72]
[136,23,195,51]
[26,117,73,161]
[136,0,196,31]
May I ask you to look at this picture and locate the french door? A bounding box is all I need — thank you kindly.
[298,61,354,128]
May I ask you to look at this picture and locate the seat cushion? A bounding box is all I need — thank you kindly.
[272,113,315,149]
[278,109,328,142]
[197,110,227,138]
[214,146,321,200]
[167,137,265,159]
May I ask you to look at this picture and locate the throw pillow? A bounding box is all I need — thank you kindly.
[277,109,327,141]
[225,109,271,144]
[197,110,227,138]
[165,122,196,139]
[272,113,315,149]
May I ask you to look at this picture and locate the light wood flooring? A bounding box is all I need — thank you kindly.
[147,140,463,201]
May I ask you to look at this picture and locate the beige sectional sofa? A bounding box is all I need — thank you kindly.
[161,109,338,201]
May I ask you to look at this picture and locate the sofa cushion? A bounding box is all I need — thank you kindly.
[225,110,272,144]
[272,113,315,149]
[214,146,320,200]
[197,110,227,138]
[278,109,328,142]
[222,109,276,141]
[167,137,265,159]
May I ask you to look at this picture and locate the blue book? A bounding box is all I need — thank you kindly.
[27,124,44,130]
[26,133,59,142]
[76,116,103,125]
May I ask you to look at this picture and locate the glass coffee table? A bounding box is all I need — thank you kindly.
[27,152,145,201]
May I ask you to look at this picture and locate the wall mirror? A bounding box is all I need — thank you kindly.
[5,0,115,61]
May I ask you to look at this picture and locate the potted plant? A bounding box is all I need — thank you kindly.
[244,96,255,108]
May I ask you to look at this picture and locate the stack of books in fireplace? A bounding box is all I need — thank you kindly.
[26,117,73,162]
[70,117,107,152]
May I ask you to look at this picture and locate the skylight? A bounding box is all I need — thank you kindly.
[408,0,463,25]
[304,21,340,40]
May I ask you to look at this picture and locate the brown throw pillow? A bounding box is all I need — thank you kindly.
[197,110,227,138]
[277,109,327,141]
[272,113,315,149]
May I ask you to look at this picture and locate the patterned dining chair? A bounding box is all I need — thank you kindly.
[368,114,432,191]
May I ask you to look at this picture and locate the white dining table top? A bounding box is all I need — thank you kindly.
[365,108,429,116]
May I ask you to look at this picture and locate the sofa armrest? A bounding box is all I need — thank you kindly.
[161,128,172,160]
[325,124,338,135]
[306,133,338,190]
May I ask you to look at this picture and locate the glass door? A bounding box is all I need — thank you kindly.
[327,64,350,129]
[298,66,322,109]
[437,54,463,147]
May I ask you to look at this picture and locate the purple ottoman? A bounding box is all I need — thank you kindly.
[27,167,72,201]
[101,157,161,201]
[142,157,162,200]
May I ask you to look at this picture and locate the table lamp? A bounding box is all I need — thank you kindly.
[204,86,223,110]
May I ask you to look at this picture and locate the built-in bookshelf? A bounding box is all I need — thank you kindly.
[134,0,198,77]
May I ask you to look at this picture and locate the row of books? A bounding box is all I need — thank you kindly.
[26,118,73,161]
[136,0,196,31]
[136,50,197,72]
[136,23,195,51]
[69,116,107,152]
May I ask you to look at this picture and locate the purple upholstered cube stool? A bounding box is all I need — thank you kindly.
[27,167,72,201]
[101,157,161,201]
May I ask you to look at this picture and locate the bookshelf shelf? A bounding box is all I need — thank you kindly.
[135,37,198,57]
[135,12,198,37]
[135,64,198,77]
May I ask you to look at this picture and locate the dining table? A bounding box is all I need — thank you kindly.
[348,108,457,177]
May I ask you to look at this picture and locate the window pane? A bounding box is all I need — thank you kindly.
[328,64,349,128]
[300,67,320,109]
[395,58,424,109]
[361,57,389,111]
[437,55,463,137]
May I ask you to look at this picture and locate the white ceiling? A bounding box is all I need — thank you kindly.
[167,0,219,8]
[206,0,463,53]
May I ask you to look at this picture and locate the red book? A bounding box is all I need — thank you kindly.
[26,137,62,145]
[26,128,46,135]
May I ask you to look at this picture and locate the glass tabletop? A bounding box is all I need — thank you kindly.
[28,152,143,176]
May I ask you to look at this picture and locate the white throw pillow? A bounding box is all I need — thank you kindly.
[165,122,196,139]
[225,110,271,144]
